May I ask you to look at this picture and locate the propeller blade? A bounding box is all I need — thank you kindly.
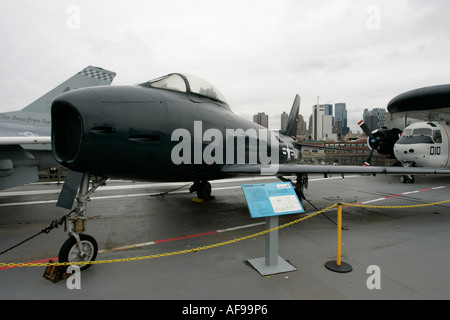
[358,120,375,139]
[364,148,374,166]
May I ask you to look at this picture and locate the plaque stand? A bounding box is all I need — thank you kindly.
[248,216,297,276]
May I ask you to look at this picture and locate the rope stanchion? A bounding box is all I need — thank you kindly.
[325,203,352,273]
[323,199,450,273]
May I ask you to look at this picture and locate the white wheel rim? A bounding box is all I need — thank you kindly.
[68,240,95,266]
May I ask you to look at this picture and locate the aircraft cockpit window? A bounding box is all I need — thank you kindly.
[183,74,228,105]
[143,73,228,106]
[402,129,412,137]
[146,74,187,93]
[397,127,440,145]
[412,128,432,136]
[433,130,442,143]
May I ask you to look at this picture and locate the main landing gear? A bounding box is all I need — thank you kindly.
[189,180,212,200]
[399,175,415,184]
[278,173,308,203]
[58,173,107,270]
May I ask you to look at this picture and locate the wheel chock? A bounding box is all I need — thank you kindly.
[191,196,216,203]
[43,260,68,283]
[191,197,205,203]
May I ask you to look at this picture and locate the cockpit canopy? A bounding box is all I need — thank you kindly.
[397,123,442,145]
[141,73,228,106]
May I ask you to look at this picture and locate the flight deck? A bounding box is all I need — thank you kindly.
[0,174,450,300]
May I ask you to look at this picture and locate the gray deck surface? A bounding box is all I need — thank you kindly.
[1,174,449,302]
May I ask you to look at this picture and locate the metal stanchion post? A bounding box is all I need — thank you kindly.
[325,203,352,273]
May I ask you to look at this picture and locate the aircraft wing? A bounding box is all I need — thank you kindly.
[0,135,53,190]
[0,137,51,145]
[221,164,450,175]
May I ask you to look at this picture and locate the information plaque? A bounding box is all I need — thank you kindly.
[241,182,304,218]
[242,182,301,275]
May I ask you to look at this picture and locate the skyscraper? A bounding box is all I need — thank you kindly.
[324,104,333,116]
[297,114,308,136]
[312,104,323,140]
[372,108,386,128]
[280,111,288,131]
[312,104,333,140]
[363,108,387,129]
[334,103,349,135]
[253,112,269,128]
[364,114,379,132]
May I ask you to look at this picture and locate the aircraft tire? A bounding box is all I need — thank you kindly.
[58,234,98,271]
[400,175,415,184]
[197,181,211,200]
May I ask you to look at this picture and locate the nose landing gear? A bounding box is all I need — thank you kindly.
[58,173,107,270]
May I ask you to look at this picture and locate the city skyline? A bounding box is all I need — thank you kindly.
[255,102,392,140]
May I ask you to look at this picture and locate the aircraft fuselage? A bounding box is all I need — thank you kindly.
[394,121,450,168]
[52,84,300,182]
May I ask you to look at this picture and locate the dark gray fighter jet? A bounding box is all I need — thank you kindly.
[50,73,450,268]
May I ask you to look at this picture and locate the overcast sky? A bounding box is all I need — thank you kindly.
[1,0,449,132]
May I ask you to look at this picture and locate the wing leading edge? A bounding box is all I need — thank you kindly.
[0,137,51,145]
[221,164,450,175]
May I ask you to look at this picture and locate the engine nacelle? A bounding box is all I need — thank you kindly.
[367,127,401,158]
[51,86,171,181]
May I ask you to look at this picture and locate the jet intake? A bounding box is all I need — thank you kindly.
[51,100,82,165]
[51,86,170,180]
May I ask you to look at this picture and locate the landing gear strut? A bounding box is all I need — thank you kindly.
[278,173,308,203]
[58,173,107,270]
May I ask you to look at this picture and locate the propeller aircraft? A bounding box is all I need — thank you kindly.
[359,84,450,183]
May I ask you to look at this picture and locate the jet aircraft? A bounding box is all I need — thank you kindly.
[50,73,450,268]
[359,84,450,183]
[0,66,116,190]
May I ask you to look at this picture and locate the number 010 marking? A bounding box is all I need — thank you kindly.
[430,146,441,155]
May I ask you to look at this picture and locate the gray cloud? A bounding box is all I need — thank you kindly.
[1,0,449,132]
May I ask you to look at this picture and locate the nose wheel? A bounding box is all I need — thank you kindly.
[58,234,98,270]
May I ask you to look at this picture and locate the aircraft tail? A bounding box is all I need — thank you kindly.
[22,65,116,113]
[281,94,300,137]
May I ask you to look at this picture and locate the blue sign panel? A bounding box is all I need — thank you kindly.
[241,182,304,218]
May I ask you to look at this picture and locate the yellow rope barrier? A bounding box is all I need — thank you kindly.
[1,200,448,269]
[342,199,450,209]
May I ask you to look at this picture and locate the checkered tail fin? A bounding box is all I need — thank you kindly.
[22,65,116,113]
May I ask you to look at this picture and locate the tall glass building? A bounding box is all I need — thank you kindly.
[334,103,349,135]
